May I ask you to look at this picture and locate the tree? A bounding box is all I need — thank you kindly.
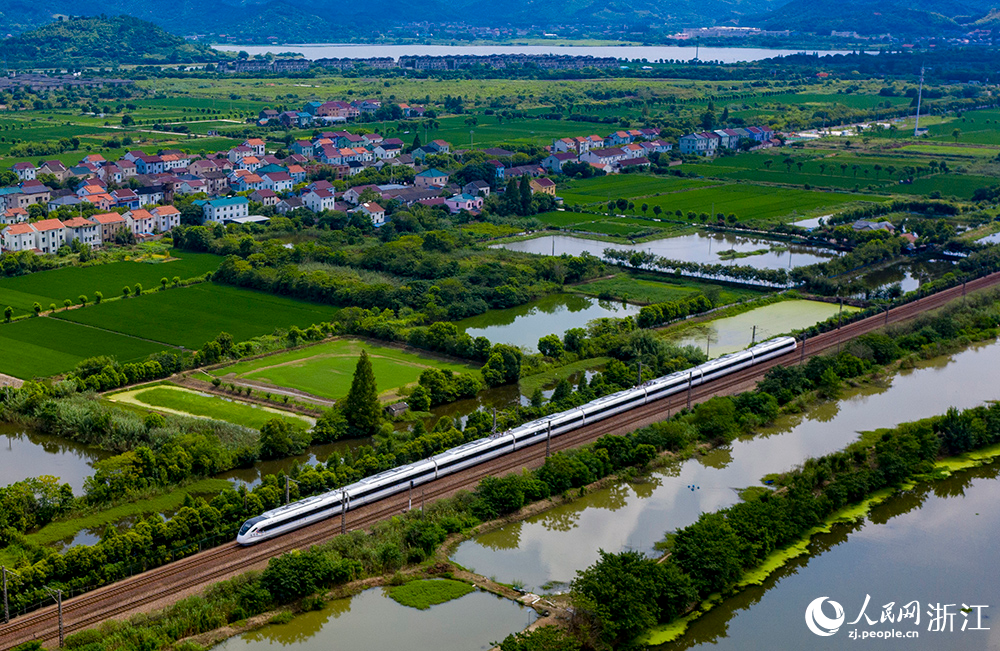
[160,277,168,291]
[122,286,131,298]
[32,302,41,316]
[652,205,662,218]
[134,283,142,296]
[3,306,11,322]
[343,350,381,437]
[94,291,103,304]
[482,344,523,387]
[63,299,72,311]
[519,176,532,216]
[259,418,310,459]
[953,128,961,142]
[538,334,564,358]
[764,159,773,170]
[78,294,87,306]
[496,626,581,651]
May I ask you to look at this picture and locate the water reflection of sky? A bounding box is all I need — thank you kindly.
[456,293,640,352]
[495,233,837,271]
[662,464,1000,650]
[452,339,1000,591]
[0,424,111,493]
[215,587,534,651]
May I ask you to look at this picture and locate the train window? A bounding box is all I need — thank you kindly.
[239,516,266,536]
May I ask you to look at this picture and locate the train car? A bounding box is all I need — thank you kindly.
[237,337,796,545]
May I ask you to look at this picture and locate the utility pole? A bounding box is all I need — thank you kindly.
[341,490,347,535]
[751,325,757,346]
[2,566,9,624]
[546,421,552,458]
[40,586,63,647]
[284,476,298,504]
[914,65,925,137]
[408,480,414,511]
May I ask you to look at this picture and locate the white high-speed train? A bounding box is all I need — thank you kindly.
[236,336,797,544]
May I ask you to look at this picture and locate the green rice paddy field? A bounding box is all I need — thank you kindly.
[213,338,478,401]
[0,252,223,317]
[0,317,170,378]
[52,283,338,349]
[117,385,311,429]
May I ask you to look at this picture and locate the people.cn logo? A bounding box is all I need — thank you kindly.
[805,597,846,636]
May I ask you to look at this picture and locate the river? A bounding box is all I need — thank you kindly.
[213,44,859,64]
[658,462,1000,650]
[450,338,1000,592]
[495,233,837,270]
[213,586,535,651]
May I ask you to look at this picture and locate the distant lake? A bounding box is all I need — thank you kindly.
[213,44,858,64]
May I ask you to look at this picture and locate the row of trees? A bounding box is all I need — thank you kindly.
[603,248,792,286]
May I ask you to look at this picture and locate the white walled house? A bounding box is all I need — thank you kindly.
[194,196,249,224]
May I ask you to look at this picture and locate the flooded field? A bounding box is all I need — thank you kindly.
[663,299,855,357]
[0,423,111,493]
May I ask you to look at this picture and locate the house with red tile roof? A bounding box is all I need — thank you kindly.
[90,212,128,242]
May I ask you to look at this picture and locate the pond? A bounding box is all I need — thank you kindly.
[496,233,837,270]
[455,293,640,352]
[854,258,955,294]
[0,423,112,494]
[663,299,857,358]
[450,338,1000,592]
[658,461,1000,650]
[213,586,535,651]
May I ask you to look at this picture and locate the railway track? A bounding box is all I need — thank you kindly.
[3,272,998,650]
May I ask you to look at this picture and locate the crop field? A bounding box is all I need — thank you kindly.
[0,317,171,379]
[898,144,1000,158]
[636,183,868,223]
[113,385,311,429]
[883,174,995,199]
[53,283,338,349]
[212,337,478,401]
[0,252,223,317]
[569,273,762,305]
[557,175,712,203]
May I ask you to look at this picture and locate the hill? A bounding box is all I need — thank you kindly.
[0,0,782,39]
[749,0,988,35]
[1,15,220,64]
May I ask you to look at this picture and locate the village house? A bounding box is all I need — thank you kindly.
[195,196,249,224]
[301,188,338,213]
[151,205,181,232]
[89,212,128,242]
[444,193,484,214]
[32,218,67,254]
[415,168,450,189]
[1,223,38,252]
[541,152,578,173]
[463,180,491,197]
[62,216,101,247]
[529,178,557,195]
[11,162,36,181]
[250,189,279,207]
